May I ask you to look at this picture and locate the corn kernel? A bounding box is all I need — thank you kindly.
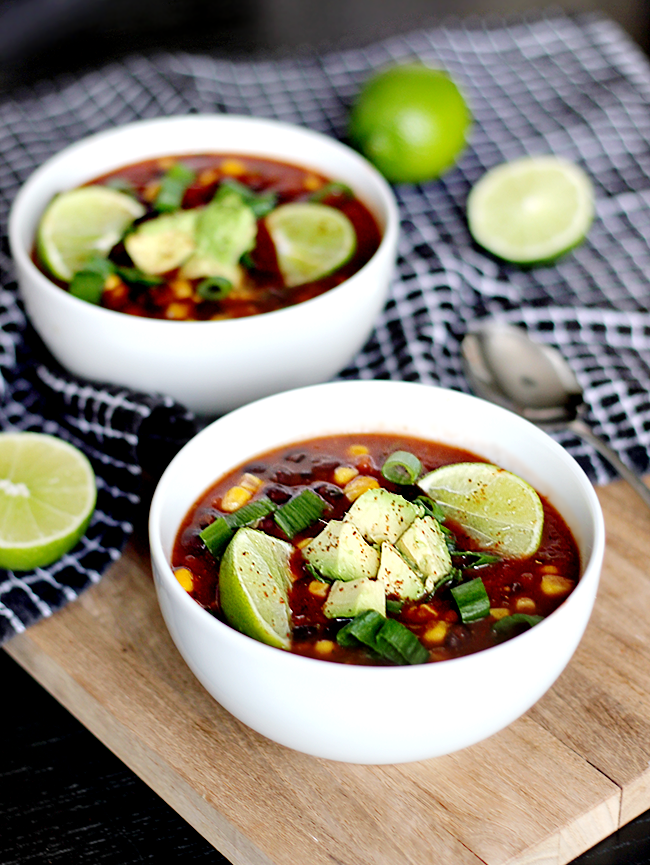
[515,597,537,613]
[541,575,575,596]
[348,444,369,456]
[198,167,220,186]
[239,473,263,493]
[221,485,252,512]
[165,301,192,320]
[540,564,559,575]
[490,607,511,620]
[104,273,122,290]
[158,156,176,171]
[220,158,246,176]
[314,639,336,656]
[143,180,161,202]
[304,174,322,191]
[334,465,358,485]
[308,580,329,599]
[343,475,380,501]
[175,567,194,591]
[170,278,194,299]
[296,537,312,549]
[423,621,448,646]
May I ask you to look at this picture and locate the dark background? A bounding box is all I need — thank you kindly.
[2,1,650,863]
[0,0,648,93]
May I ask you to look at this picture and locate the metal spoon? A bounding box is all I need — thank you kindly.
[461,320,650,509]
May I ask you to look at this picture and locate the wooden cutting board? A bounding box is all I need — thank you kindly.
[5,476,650,865]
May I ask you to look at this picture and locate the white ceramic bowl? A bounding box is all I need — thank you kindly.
[148,379,605,764]
[8,114,399,415]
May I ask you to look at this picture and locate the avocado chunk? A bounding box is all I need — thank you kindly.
[336,522,380,581]
[181,186,256,283]
[396,515,452,593]
[377,542,426,601]
[125,208,198,274]
[323,577,386,619]
[302,520,380,582]
[302,520,342,580]
[344,488,420,545]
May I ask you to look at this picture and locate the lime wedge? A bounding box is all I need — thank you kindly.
[0,432,97,571]
[418,462,544,558]
[37,186,146,282]
[467,156,593,264]
[265,202,356,287]
[219,526,294,649]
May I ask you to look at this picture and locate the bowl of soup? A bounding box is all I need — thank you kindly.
[8,114,399,415]
[148,379,605,763]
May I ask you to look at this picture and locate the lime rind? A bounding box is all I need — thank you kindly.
[418,462,544,559]
[467,155,594,265]
[265,202,357,288]
[219,527,294,650]
[0,432,96,571]
[37,186,146,282]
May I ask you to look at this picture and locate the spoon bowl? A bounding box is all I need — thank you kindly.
[461,321,650,509]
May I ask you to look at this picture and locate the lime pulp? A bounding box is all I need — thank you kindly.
[0,432,96,571]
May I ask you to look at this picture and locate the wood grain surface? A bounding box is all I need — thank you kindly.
[5,477,650,865]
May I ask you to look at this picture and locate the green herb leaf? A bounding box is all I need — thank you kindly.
[309,181,354,202]
[115,265,164,287]
[450,576,490,623]
[219,177,277,218]
[381,450,422,485]
[155,163,196,213]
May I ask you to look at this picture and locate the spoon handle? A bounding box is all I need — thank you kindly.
[568,417,650,509]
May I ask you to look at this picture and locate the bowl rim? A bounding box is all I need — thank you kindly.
[148,379,606,678]
[8,112,400,331]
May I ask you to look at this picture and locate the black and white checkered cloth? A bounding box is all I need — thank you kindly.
[1,11,650,643]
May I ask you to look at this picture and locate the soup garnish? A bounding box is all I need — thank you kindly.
[172,434,580,665]
[34,154,382,321]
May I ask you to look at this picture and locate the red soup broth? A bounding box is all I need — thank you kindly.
[172,434,581,666]
[35,154,382,321]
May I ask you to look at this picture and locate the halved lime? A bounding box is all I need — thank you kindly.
[37,185,146,282]
[467,156,593,264]
[265,202,356,288]
[0,432,97,571]
[219,526,294,649]
[418,462,544,558]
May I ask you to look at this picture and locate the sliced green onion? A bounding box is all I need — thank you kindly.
[200,518,234,559]
[381,451,422,485]
[336,610,428,665]
[155,163,196,213]
[197,276,233,301]
[200,497,276,558]
[69,255,114,304]
[450,576,490,623]
[336,609,386,649]
[492,613,543,638]
[219,177,277,218]
[375,617,429,665]
[274,488,325,538]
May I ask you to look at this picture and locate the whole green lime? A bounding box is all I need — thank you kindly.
[348,63,471,184]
